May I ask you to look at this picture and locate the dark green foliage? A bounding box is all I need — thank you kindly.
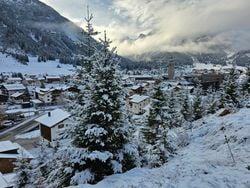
[219,69,240,108]
[14,156,31,188]
[192,84,204,121]
[181,92,192,121]
[140,85,173,168]
[242,65,250,94]
[147,86,166,130]
[71,32,136,184]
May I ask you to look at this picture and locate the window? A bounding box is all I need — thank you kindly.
[58,124,64,129]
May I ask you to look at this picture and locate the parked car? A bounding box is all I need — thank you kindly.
[2,120,14,127]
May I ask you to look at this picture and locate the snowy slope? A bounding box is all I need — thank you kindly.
[76,108,250,188]
[0,53,74,75]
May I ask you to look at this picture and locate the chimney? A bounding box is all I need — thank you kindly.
[48,112,51,117]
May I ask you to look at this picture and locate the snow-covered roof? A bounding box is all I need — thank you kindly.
[24,77,34,81]
[11,92,23,98]
[35,87,51,95]
[0,172,8,188]
[7,77,22,81]
[45,75,61,79]
[2,173,15,187]
[0,141,19,153]
[131,85,142,90]
[30,99,43,104]
[46,84,69,91]
[35,109,70,128]
[37,77,45,80]
[0,141,33,159]
[2,84,26,91]
[130,94,150,103]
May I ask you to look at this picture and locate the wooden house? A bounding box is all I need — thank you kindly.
[0,141,33,174]
[35,109,70,143]
[0,84,26,98]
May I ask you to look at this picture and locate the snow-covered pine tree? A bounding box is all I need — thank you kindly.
[242,64,250,94]
[13,152,32,188]
[0,107,6,125]
[54,31,137,185]
[192,83,204,121]
[219,68,240,109]
[205,87,218,115]
[40,9,137,186]
[167,91,182,127]
[65,6,99,135]
[141,85,173,168]
[180,91,192,121]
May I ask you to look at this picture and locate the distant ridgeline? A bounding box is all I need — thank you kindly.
[0,0,249,69]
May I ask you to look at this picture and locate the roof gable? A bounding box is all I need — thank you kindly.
[35,109,70,128]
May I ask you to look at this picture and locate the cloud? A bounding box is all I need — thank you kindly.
[40,0,250,55]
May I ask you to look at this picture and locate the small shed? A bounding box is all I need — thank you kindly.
[35,109,70,142]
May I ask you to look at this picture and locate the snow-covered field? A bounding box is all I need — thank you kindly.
[0,53,74,75]
[76,108,250,188]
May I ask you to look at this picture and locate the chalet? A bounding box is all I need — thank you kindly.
[0,84,26,98]
[45,75,61,83]
[128,94,150,114]
[23,77,40,86]
[35,109,70,143]
[10,92,29,104]
[0,141,33,174]
[51,88,63,104]
[130,85,144,95]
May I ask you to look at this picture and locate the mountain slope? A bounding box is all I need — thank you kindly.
[0,0,92,60]
[77,108,250,188]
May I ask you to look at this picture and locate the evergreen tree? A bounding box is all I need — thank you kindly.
[0,107,6,126]
[147,86,166,130]
[192,84,204,121]
[141,85,173,168]
[71,32,136,183]
[205,87,218,114]
[181,91,192,121]
[13,153,31,188]
[219,69,240,108]
[40,81,45,89]
[242,65,250,94]
[167,91,182,127]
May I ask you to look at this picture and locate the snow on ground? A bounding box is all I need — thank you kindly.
[76,108,250,188]
[15,130,40,139]
[0,53,74,75]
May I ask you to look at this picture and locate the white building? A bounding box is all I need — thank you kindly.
[35,88,53,104]
[35,109,70,143]
[128,94,150,114]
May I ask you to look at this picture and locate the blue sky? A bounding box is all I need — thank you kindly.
[40,0,250,56]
